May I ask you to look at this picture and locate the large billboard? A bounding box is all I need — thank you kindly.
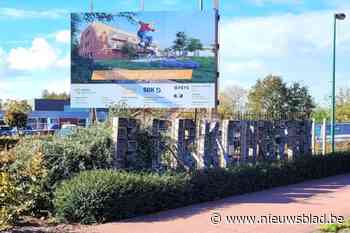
[71,11,216,108]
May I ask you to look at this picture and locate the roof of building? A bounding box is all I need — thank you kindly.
[34,99,70,111]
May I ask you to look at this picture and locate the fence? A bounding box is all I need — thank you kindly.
[313,122,350,154]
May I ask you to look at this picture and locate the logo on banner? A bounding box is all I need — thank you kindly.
[143,87,161,94]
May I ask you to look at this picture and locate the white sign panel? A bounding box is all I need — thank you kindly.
[71,83,215,108]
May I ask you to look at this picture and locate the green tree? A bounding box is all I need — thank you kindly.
[186,38,203,56]
[41,90,70,100]
[248,75,314,118]
[173,32,188,56]
[121,43,138,59]
[4,100,31,128]
[4,100,31,113]
[248,75,288,117]
[286,82,315,118]
[311,107,330,123]
[337,104,350,122]
[4,112,28,128]
[335,87,350,122]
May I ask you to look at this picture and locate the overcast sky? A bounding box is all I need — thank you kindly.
[0,0,349,106]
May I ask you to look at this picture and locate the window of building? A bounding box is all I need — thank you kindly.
[38,118,48,129]
[27,118,37,129]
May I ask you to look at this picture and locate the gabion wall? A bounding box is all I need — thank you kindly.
[112,117,312,170]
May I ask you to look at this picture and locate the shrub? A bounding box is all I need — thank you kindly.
[54,152,350,224]
[1,124,115,222]
[0,143,47,230]
[41,124,114,189]
[54,170,190,224]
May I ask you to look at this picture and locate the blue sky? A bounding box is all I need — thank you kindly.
[0,0,349,106]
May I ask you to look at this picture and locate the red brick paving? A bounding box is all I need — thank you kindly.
[81,174,350,233]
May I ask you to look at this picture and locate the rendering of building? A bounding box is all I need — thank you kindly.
[79,22,140,59]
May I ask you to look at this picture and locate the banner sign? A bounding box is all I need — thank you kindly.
[71,11,216,108]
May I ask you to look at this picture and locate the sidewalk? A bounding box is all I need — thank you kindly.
[82,174,350,233]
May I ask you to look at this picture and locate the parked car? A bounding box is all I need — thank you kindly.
[0,125,13,136]
[57,124,77,137]
[48,124,60,131]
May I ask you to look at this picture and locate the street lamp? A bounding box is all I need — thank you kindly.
[331,13,346,153]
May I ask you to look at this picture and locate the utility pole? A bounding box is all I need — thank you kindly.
[331,13,346,153]
[89,0,98,124]
[140,0,145,11]
[213,0,219,119]
[90,0,94,12]
[195,0,204,123]
[199,0,203,11]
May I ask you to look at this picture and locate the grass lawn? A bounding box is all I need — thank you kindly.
[93,56,216,83]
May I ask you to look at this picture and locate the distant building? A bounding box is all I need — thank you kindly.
[34,99,70,111]
[0,99,108,130]
[79,22,139,60]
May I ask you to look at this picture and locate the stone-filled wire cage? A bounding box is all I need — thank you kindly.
[111,111,312,171]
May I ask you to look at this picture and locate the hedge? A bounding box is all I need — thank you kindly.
[54,152,350,224]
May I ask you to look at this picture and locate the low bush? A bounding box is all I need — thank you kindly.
[1,124,115,226]
[54,170,190,224]
[320,219,350,232]
[54,152,350,224]
[40,124,114,189]
[0,141,47,230]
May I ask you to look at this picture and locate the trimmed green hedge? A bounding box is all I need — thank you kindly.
[54,152,350,224]
[54,171,190,224]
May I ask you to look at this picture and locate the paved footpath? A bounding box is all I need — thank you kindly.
[82,174,350,233]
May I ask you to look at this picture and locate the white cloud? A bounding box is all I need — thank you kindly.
[0,48,8,75]
[0,8,67,19]
[221,60,267,75]
[222,12,327,59]
[219,9,350,103]
[56,54,70,68]
[55,30,70,44]
[220,10,350,60]
[6,38,69,71]
[7,38,58,70]
[0,48,24,78]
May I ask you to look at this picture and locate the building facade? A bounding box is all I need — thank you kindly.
[0,99,108,130]
[79,22,139,60]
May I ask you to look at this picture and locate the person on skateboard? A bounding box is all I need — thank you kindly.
[137,21,155,49]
